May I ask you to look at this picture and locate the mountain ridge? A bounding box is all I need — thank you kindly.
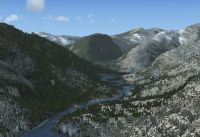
[34,32,80,47]
[70,33,123,62]
[1,22,200,137]
[0,23,116,137]
[54,23,200,137]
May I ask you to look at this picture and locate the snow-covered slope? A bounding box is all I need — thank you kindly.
[112,28,163,53]
[56,24,200,137]
[114,24,200,73]
[35,32,80,47]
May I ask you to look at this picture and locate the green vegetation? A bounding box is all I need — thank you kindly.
[0,23,115,126]
[71,33,122,62]
[56,73,200,131]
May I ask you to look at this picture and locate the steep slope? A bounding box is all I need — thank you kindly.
[112,28,163,53]
[110,26,193,73]
[35,32,80,47]
[70,34,123,62]
[55,24,200,137]
[0,23,115,136]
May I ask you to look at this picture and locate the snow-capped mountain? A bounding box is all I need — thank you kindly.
[35,32,80,47]
[36,32,123,62]
[113,24,200,73]
[35,24,199,71]
[2,21,200,137]
[112,28,163,53]
[56,23,200,137]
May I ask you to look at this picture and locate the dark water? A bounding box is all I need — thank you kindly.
[22,74,134,137]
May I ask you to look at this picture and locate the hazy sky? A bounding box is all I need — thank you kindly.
[0,0,200,36]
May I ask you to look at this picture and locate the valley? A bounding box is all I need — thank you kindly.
[1,0,200,136]
[1,23,200,137]
[37,23,200,137]
[22,73,134,137]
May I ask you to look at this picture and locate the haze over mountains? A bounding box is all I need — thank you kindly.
[1,23,200,137]
[36,24,198,73]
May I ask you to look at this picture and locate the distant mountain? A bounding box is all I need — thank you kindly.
[36,32,130,62]
[0,23,114,136]
[112,28,183,72]
[35,29,180,70]
[70,33,123,62]
[55,23,200,137]
[35,32,80,47]
[36,32,133,54]
[35,26,195,73]
[2,22,200,137]
[112,28,163,53]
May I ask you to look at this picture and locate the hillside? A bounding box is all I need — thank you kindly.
[69,34,123,62]
[35,32,80,47]
[112,28,163,53]
[2,22,200,137]
[0,23,115,136]
[55,24,200,137]
[110,27,191,73]
[36,33,123,62]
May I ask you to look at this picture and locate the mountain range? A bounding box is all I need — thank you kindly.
[35,26,188,73]
[1,23,200,137]
[0,23,116,137]
[42,23,200,137]
[35,32,80,47]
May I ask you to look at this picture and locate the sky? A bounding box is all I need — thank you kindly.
[0,0,200,36]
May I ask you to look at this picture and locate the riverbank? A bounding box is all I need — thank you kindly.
[22,73,134,137]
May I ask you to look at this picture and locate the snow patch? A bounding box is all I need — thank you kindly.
[48,36,57,41]
[178,29,186,35]
[179,36,187,45]
[133,34,142,39]
[153,31,175,42]
[58,37,70,45]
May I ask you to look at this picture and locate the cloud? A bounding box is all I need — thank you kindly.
[54,16,69,22]
[4,14,20,23]
[88,14,94,18]
[27,0,45,11]
[76,16,81,21]
[110,18,116,22]
[90,19,95,24]
[42,16,69,23]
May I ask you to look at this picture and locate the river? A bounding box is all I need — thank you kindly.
[22,73,134,137]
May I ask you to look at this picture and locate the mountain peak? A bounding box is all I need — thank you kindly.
[71,33,122,62]
[34,32,80,46]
